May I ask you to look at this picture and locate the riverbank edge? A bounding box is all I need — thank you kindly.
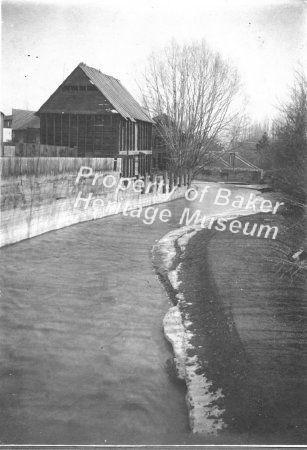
[156,224,228,434]
[153,215,238,434]
[155,192,306,436]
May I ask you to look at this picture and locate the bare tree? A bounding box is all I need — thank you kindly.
[270,69,307,205]
[142,40,240,175]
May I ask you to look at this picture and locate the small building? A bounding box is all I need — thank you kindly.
[12,109,40,144]
[3,114,12,143]
[36,62,154,157]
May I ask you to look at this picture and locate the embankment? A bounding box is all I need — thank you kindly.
[0,157,187,247]
[153,223,231,435]
[155,201,307,442]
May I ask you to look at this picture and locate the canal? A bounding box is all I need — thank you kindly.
[0,182,305,444]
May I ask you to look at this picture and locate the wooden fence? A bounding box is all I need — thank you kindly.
[1,157,117,178]
[1,153,192,187]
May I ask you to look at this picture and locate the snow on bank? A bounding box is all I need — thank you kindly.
[155,206,265,434]
[163,305,186,380]
[154,223,226,434]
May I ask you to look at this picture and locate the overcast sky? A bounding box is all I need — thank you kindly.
[1,0,306,121]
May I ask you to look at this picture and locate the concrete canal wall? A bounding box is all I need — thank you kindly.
[0,157,187,247]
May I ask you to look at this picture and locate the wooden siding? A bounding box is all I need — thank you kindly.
[40,113,153,157]
[40,113,121,157]
[38,67,113,114]
[137,121,152,151]
[12,128,40,145]
[118,120,152,153]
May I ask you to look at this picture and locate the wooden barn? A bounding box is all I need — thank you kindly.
[36,62,154,157]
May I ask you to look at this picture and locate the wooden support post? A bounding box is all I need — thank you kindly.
[135,154,138,176]
[85,115,87,155]
[45,114,48,145]
[68,114,71,148]
[169,172,173,191]
[121,122,124,152]
[149,173,154,194]
[60,113,63,147]
[183,172,187,186]
[100,115,103,152]
[179,172,183,187]
[140,155,144,178]
[53,114,55,145]
[125,121,128,154]
[154,175,158,194]
[122,158,126,177]
[76,115,79,155]
[132,156,136,177]
[144,174,149,194]
[118,120,121,153]
[92,115,94,153]
[141,173,145,194]
[173,173,178,187]
[163,171,167,193]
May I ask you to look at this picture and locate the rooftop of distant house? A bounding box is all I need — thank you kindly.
[10,109,40,130]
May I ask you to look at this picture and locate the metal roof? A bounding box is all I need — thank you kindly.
[78,63,153,123]
[12,109,40,130]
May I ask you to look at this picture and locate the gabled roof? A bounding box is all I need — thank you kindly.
[79,63,153,123]
[37,62,153,123]
[12,109,40,130]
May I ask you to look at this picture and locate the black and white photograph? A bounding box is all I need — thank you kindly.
[0,0,306,448]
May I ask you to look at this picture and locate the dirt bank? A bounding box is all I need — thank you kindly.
[178,209,307,443]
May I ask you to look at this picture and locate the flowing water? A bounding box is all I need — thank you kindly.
[0,182,306,444]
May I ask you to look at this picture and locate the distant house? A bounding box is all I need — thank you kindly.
[12,109,40,144]
[4,114,12,128]
[36,62,154,157]
[3,114,12,142]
